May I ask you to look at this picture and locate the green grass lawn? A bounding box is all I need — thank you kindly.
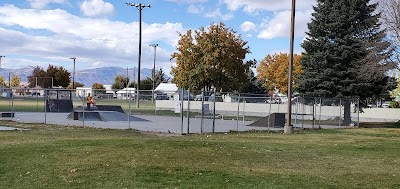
[1,121,400,188]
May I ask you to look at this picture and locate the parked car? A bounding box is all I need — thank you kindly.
[194,94,203,101]
[382,102,390,108]
[154,93,169,100]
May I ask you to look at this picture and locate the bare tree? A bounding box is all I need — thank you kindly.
[380,0,400,63]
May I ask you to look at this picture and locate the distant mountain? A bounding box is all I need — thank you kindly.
[0,66,155,87]
[74,66,154,87]
[0,66,36,83]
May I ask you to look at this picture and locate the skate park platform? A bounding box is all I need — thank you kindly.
[68,110,148,122]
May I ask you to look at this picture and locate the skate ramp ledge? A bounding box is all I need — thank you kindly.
[68,111,149,122]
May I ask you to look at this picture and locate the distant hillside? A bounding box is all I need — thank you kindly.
[0,66,156,87]
[75,66,153,87]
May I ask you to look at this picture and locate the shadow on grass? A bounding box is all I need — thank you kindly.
[359,122,400,128]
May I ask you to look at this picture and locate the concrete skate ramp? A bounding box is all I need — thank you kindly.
[74,105,124,113]
[95,105,125,113]
[46,99,73,112]
[68,111,149,122]
[248,113,285,127]
[248,116,270,127]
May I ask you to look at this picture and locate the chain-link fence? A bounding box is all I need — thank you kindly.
[0,87,364,133]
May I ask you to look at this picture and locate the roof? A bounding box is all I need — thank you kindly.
[116,88,136,94]
[154,83,178,93]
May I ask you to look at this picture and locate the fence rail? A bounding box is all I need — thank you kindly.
[0,88,366,133]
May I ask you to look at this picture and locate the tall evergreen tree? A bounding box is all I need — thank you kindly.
[297,0,396,125]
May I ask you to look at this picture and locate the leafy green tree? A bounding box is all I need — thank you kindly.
[112,75,129,89]
[128,81,137,89]
[171,22,250,91]
[297,0,396,125]
[28,65,71,88]
[140,77,153,90]
[50,65,70,87]
[240,59,266,94]
[28,66,46,88]
[154,68,170,87]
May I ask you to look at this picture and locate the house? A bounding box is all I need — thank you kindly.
[0,84,12,98]
[103,85,116,98]
[116,88,136,99]
[154,83,178,99]
[76,87,92,97]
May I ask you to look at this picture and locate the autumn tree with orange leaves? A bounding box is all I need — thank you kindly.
[256,53,302,94]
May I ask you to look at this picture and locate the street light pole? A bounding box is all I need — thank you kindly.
[70,57,76,89]
[285,0,296,134]
[126,2,151,108]
[0,56,4,93]
[150,44,158,103]
[0,55,5,69]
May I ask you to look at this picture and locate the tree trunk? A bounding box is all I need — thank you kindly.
[343,99,351,126]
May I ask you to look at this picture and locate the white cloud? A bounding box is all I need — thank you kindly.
[80,0,114,17]
[204,8,233,21]
[240,21,256,32]
[221,0,316,13]
[27,0,68,9]
[0,5,185,70]
[257,10,312,39]
[188,4,204,14]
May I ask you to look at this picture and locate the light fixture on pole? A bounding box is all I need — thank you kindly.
[0,55,5,69]
[149,44,158,103]
[69,57,76,89]
[285,0,296,134]
[126,2,151,108]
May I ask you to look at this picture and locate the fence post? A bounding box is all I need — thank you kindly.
[294,97,298,128]
[11,89,14,120]
[302,96,305,128]
[242,96,246,121]
[212,87,216,133]
[187,89,190,134]
[36,89,39,112]
[236,93,240,132]
[312,98,315,129]
[44,89,47,124]
[339,98,342,127]
[82,89,85,127]
[128,89,131,129]
[267,96,272,131]
[319,98,322,129]
[180,88,184,134]
[201,88,204,134]
[357,98,360,127]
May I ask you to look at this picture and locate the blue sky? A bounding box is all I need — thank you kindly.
[0,0,316,76]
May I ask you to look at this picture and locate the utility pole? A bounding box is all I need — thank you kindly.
[126,2,151,108]
[70,57,76,89]
[0,56,4,93]
[285,0,296,134]
[150,44,158,103]
[126,67,129,88]
[0,55,5,69]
